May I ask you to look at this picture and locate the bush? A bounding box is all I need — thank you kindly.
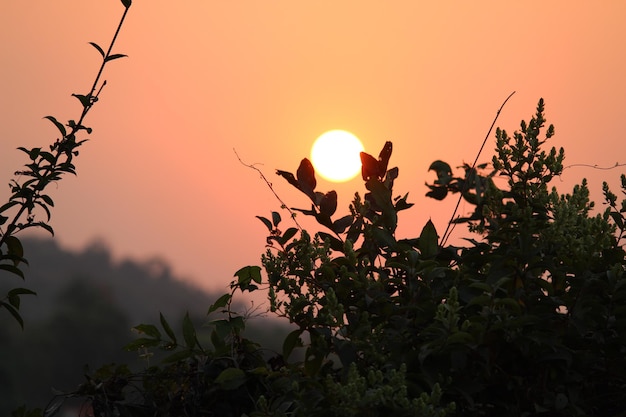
[38,99,626,417]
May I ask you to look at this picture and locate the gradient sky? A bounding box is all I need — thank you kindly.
[2,1,625,293]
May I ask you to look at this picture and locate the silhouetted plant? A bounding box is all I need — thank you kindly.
[0,0,132,330]
[34,90,626,415]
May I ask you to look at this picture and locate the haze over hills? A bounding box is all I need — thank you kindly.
[6,237,220,324]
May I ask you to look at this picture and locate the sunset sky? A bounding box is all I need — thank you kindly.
[1,1,625,294]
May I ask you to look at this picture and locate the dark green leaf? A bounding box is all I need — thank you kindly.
[133,324,161,339]
[0,264,24,279]
[182,312,197,349]
[159,312,177,343]
[282,329,303,359]
[8,293,21,309]
[1,301,23,329]
[5,236,24,266]
[8,287,35,297]
[207,293,231,315]
[234,265,262,285]
[210,328,225,349]
[419,219,439,258]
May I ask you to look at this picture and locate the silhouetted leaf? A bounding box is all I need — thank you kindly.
[419,219,439,258]
[429,160,452,185]
[276,169,300,190]
[319,191,337,217]
[104,53,128,62]
[234,265,262,286]
[8,287,35,298]
[1,301,23,329]
[332,215,353,234]
[296,158,316,198]
[0,264,24,279]
[207,293,231,315]
[89,41,105,58]
[279,227,299,245]
[134,324,161,339]
[426,185,448,200]
[256,216,273,232]
[72,94,91,108]
[378,141,393,174]
[44,116,66,137]
[283,329,303,359]
[360,152,380,181]
[272,211,281,227]
[121,0,132,8]
[0,201,19,214]
[317,232,343,252]
[5,236,25,267]
[160,312,177,343]
[182,312,196,349]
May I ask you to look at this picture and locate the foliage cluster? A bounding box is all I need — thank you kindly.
[36,100,626,417]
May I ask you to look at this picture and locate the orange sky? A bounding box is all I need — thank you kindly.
[1,1,625,293]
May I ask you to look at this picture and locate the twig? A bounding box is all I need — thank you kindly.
[439,91,516,247]
[563,162,626,171]
[234,149,303,231]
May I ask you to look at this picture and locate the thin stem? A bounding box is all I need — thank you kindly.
[439,91,515,247]
[0,6,130,249]
[78,6,130,127]
[234,149,303,231]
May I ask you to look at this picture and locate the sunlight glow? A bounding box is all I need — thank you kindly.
[311,130,364,182]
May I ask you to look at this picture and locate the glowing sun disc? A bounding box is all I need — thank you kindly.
[311,130,364,182]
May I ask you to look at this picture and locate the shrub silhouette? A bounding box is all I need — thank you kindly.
[38,100,626,417]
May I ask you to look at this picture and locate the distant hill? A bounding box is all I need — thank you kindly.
[3,237,220,324]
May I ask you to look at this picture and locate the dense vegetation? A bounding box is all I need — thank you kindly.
[28,100,625,417]
[3,1,626,416]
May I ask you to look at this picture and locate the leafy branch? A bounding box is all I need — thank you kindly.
[0,0,132,329]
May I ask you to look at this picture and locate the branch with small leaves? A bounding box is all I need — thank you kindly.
[0,0,132,329]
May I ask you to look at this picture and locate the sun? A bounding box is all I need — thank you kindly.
[311,130,364,182]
